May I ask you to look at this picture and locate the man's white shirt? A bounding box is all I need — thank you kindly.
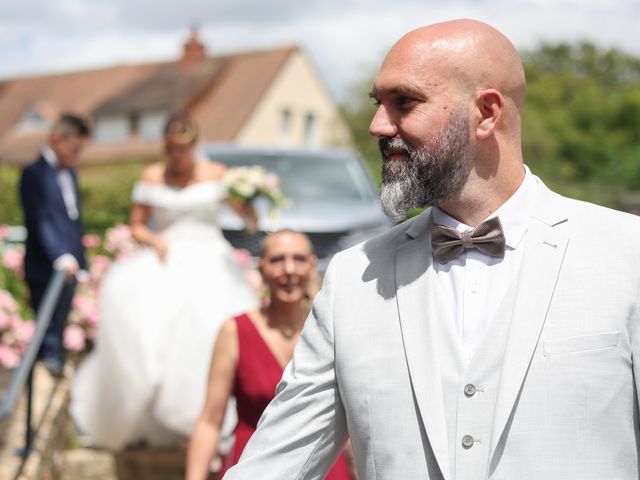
[432,166,540,358]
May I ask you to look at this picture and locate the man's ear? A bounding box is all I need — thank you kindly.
[475,89,504,140]
[49,131,62,144]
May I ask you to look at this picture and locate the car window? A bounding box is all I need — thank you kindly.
[207,152,376,203]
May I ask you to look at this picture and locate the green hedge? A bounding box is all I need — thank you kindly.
[0,159,152,234]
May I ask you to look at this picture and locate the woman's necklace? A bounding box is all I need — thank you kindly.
[276,325,297,340]
[264,308,303,340]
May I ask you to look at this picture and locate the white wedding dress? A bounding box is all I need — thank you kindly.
[71,181,258,449]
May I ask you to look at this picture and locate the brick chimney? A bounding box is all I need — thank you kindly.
[181,26,206,66]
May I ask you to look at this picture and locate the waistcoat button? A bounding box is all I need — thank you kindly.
[462,435,475,448]
[464,384,477,397]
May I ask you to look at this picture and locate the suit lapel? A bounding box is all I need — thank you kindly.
[395,210,451,480]
[489,185,569,466]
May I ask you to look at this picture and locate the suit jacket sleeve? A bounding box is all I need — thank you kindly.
[19,165,73,263]
[224,257,349,480]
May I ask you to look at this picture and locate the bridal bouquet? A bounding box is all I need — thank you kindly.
[223,166,290,210]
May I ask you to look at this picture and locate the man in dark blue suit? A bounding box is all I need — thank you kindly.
[19,113,91,376]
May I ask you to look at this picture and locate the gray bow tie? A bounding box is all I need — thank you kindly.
[431,216,506,263]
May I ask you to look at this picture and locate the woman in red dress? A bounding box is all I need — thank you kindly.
[186,230,354,480]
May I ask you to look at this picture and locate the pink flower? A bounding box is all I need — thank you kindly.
[0,311,11,330]
[105,224,136,254]
[0,344,21,369]
[244,269,264,294]
[12,320,35,346]
[3,248,24,272]
[116,251,134,261]
[82,234,101,249]
[63,325,86,353]
[85,310,100,328]
[0,290,18,313]
[231,249,253,269]
[89,254,111,281]
[72,295,92,314]
[0,225,8,241]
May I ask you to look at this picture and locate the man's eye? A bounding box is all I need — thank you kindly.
[397,97,415,107]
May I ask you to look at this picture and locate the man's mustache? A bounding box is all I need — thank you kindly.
[378,137,411,155]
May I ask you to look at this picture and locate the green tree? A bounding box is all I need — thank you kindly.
[522,42,640,202]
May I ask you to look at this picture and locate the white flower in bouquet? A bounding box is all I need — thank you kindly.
[223,166,291,211]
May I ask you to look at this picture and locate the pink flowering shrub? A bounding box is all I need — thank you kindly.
[0,230,29,320]
[63,325,86,353]
[104,224,139,260]
[230,248,266,301]
[81,234,101,249]
[3,247,23,273]
[0,289,34,369]
[65,281,100,353]
[230,248,253,270]
[1,229,32,369]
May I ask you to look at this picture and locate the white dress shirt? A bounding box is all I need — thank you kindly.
[42,146,80,272]
[42,146,79,220]
[432,166,540,358]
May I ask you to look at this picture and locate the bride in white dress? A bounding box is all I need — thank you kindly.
[71,113,258,449]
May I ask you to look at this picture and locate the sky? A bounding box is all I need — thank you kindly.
[1,0,639,102]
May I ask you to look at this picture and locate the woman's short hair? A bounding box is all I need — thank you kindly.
[260,229,314,257]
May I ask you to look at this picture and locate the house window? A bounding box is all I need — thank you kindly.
[15,107,50,134]
[139,110,168,141]
[304,113,318,147]
[94,115,129,144]
[279,108,291,144]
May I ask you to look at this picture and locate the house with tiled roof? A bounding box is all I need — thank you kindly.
[0,29,352,165]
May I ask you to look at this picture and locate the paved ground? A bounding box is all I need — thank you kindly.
[63,448,117,480]
[1,363,192,480]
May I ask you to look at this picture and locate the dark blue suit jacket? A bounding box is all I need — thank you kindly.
[19,155,86,287]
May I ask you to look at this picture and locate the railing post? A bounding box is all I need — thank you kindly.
[16,367,34,458]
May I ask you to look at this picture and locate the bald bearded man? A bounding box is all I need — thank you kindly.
[223,20,640,480]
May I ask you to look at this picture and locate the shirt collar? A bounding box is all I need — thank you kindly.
[432,165,539,250]
[42,145,60,169]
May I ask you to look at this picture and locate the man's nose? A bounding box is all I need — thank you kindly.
[283,257,296,274]
[369,105,397,138]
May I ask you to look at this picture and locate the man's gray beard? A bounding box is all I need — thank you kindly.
[379,112,473,221]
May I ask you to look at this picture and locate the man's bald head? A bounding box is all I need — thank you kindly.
[388,19,525,110]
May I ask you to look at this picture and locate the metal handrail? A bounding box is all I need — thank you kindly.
[0,269,67,456]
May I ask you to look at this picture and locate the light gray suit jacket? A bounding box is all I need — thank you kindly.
[225,181,640,480]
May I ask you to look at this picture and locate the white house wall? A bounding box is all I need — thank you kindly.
[235,50,352,149]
